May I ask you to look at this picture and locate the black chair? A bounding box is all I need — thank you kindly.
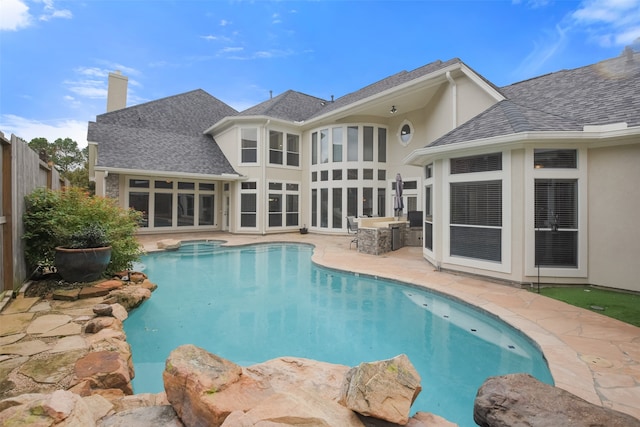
[346,216,358,249]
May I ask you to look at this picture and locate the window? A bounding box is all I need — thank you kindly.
[287,134,300,166]
[286,183,299,227]
[425,163,433,179]
[312,189,317,227]
[333,169,342,180]
[363,187,373,217]
[347,169,358,180]
[332,127,343,162]
[269,182,283,227]
[311,132,318,165]
[534,149,577,169]
[269,130,284,165]
[240,182,257,227]
[347,126,358,161]
[424,186,433,250]
[320,188,328,227]
[377,188,386,217]
[378,128,386,162]
[332,188,342,229]
[320,129,329,164]
[129,192,149,227]
[450,180,502,262]
[451,153,502,174]
[347,188,358,217]
[363,126,374,161]
[320,170,328,181]
[378,169,386,181]
[241,128,258,163]
[363,169,373,180]
[154,193,172,227]
[535,179,578,267]
[399,120,413,146]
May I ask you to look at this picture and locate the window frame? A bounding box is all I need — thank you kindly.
[240,127,259,165]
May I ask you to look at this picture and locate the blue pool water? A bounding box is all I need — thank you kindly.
[124,242,553,426]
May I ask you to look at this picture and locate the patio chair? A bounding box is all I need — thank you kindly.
[346,216,358,249]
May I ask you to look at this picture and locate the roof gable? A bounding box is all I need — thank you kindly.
[96,89,238,137]
[236,90,327,122]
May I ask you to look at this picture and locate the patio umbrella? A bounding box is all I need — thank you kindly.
[394,173,404,217]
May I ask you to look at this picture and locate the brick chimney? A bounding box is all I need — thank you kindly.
[106,70,128,112]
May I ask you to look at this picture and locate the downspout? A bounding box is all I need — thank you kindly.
[446,71,457,128]
[262,120,270,235]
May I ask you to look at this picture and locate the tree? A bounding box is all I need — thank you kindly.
[28,137,91,190]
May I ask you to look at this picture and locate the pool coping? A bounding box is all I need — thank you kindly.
[136,231,640,419]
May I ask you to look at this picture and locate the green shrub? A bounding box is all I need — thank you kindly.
[23,187,144,275]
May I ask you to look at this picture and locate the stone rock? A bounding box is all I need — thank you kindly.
[2,296,40,314]
[82,393,114,421]
[74,351,133,395]
[79,286,110,299]
[221,390,364,427]
[339,354,422,425]
[19,349,87,384]
[111,392,169,413]
[407,411,459,427]
[474,373,640,427]
[0,339,50,356]
[94,280,124,291]
[164,344,256,427]
[109,304,128,322]
[0,312,34,337]
[26,314,72,335]
[39,321,82,338]
[107,286,151,311]
[85,316,121,334]
[99,405,184,427]
[0,390,96,426]
[139,279,158,292]
[129,272,148,283]
[0,333,25,346]
[50,335,88,354]
[93,303,114,316]
[157,239,181,250]
[53,288,81,301]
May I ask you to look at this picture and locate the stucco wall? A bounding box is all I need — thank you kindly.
[587,143,640,292]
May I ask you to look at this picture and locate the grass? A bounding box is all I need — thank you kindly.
[539,286,640,327]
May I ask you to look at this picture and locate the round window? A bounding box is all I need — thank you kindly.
[398,120,413,146]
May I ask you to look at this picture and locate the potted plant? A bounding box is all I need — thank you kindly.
[23,187,144,283]
[299,224,308,234]
[54,223,112,283]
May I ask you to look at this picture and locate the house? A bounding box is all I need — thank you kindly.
[88,50,640,292]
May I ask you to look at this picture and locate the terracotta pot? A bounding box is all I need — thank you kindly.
[54,246,112,283]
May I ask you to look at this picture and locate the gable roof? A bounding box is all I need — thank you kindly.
[235,89,327,122]
[426,51,640,148]
[89,89,239,176]
[96,89,238,136]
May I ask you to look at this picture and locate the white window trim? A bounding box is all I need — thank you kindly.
[524,148,588,278]
[397,119,414,146]
[423,166,435,259]
[239,127,260,167]
[266,180,301,230]
[267,128,301,169]
[239,180,259,230]
[442,151,512,274]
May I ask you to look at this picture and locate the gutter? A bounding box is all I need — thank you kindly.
[445,71,457,128]
[93,166,248,181]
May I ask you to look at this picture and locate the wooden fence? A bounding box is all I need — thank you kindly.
[1,132,66,293]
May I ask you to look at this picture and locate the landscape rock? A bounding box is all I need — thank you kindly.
[129,272,148,283]
[82,393,114,421]
[93,304,114,316]
[157,239,181,250]
[19,349,87,384]
[94,280,124,291]
[107,286,151,310]
[406,411,458,427]
[339,354,422,425]
[74,351,133,395]
[79,286,111,299]
[474,373,640,427]
[0,390,96,426]
[98,405,184,427]
[26,314,72,335]
[53,288,81,301]
[84,317,121,334]
[221,390,364,427]
[139,279,158,292]
[109,304,128,322]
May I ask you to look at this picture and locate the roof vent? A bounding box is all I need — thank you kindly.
[624,46,634,63]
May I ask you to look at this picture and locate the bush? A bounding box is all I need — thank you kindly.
[23,187,144,275]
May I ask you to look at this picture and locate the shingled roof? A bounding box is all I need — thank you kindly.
[235,89,327,122]
[89,89,239,175]
[427,51,640,147]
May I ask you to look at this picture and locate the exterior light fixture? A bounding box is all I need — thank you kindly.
[390,105,397,114]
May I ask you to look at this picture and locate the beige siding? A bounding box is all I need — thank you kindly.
[588,144,640,292]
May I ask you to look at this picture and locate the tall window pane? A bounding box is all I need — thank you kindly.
[332,188,342,228]
[320,188,328,227]
[286,194,299,226]
[378,128,387,162]
[311,132,318,165]
[240,193,257,227]
[363,126,374,161]
[362,187,373,217]
[269,193,282,227]
[241,128,258,163]
[312,189,317,227]
[320,129,329,164]
[332,127,343,162]
[347,126,358,161]
[377,188,386,217]
[347,188,358,217]
[177,193,194,226]
[535,179,578,267]
[154,193,172,227]
[287,134,299,166]
[269,130,284,165]
[199,194,214,226]
[129,192,149,227]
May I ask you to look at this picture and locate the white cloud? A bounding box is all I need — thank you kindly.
[571,0,640,47]
[220,19,230,26]
[0,0,32,31]
[0,114,89,148]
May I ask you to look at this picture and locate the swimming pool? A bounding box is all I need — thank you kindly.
[124,241,553,426]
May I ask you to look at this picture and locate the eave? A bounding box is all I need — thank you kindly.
[92,166,247,181]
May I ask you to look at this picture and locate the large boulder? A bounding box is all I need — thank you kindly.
[106,286,151,311]
[74,351,133,395]
[474,373,640,427]
[0,390,96,426]
[339,354,422,425]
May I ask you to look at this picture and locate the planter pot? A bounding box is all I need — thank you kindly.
[299,228,308,234]
[55,246,112,283]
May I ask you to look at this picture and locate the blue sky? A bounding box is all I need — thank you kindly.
[1,0,639,148]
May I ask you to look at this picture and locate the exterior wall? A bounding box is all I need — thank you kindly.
[587,143,640,292]
[105,173,120,200]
